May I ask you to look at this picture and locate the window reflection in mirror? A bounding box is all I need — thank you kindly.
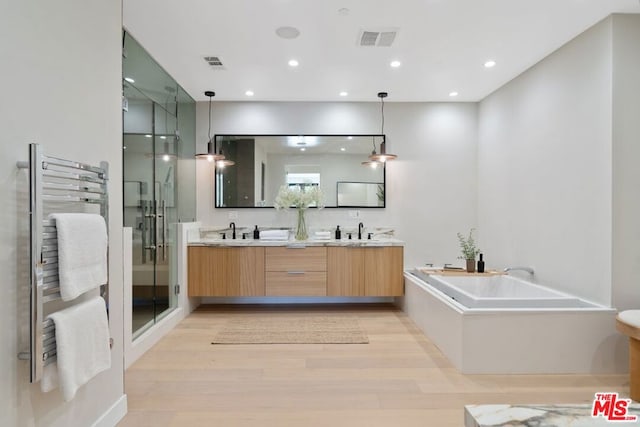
[214,135,385,208]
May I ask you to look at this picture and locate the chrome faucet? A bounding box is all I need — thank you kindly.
[358,222,364,240]
[229,222,236,239]
[504,266,534,275]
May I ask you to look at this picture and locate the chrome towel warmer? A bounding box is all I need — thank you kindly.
[16,143,109,383]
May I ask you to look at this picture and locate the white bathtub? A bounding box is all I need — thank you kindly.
[401,270,622,374]
[421,272,592,309]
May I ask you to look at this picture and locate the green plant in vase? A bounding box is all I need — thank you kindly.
[274,184,324,240]
[457,228,480,273]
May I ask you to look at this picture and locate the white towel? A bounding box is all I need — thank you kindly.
[43,296,111,402]
[40,361,59,393]
[314,231,332,240]
[49,213,108,301]
[260,229,289,240]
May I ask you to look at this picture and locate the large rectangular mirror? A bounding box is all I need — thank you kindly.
[214,134,386,208]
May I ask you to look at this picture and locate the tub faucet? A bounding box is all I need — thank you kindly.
[229,222,236,239]
[504,266,534,275]
[358,222,364,240]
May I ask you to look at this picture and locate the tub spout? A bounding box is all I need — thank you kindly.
[504,266,534,275]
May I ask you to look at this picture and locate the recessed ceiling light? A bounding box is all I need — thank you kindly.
[145,134,152,138]
[340,147,346,151]
[339,91,348,97]
[160,136,166,140]
[300,147,306,151]
[390,60,401,68]
[288,59,299,67]
[124,77,135,83]
[347,136,353,140]
[275,26,300,39]
[245,90,254,97]
[484,60,496,68]
[449,91,459,97]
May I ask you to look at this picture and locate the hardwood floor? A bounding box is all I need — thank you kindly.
[119,304,629,426]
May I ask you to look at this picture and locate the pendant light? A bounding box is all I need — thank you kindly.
[195,91,225,162]
[215,158,235,168]
[361,136,383,168]
[159,140,175,162]
[368,92,397,162]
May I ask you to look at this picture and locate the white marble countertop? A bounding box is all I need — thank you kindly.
[189,226,403,247]
[189,237,404,247]
[465,403,640,426]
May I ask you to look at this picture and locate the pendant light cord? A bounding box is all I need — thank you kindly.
[380,95,385,135]
[207,95,212,143]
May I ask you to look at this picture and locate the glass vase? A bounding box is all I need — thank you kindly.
[295,208,308,240]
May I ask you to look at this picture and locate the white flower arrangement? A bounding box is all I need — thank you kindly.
[273,185,324,210]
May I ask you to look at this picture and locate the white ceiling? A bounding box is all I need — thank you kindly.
[123,0,640,103]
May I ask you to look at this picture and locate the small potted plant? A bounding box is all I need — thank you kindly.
[457,228,480,273]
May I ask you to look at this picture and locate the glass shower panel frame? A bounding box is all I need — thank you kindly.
[123,30,195,340]
[123,84,157,336]
[152,103,178,321]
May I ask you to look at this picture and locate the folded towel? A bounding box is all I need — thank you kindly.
[314,231,332,240]
[49,213,108,301]
[40,361,59,393]
[260,229,289,240]
[44,296,111,401]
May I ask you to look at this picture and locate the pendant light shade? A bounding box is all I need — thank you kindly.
[361,136,383,168]
[215,158,235,168]
[368,92,398,162]
[195,91,226,161]
[361,159,381,168]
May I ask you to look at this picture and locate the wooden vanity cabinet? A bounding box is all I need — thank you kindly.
[327,247,365,296]
[327,246,404,296]
[187,244,403,297]
[187,246,265,296]
[265,247,327,296]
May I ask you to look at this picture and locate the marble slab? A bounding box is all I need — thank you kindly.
[465,403,640,426]
[189,237,404,247]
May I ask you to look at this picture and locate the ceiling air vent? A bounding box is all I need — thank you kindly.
[358,29,398,47]
[203,56,225,69]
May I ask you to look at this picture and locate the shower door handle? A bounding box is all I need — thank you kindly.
[160,199,167,261]
[140,201,146,263]
[142,200,157,263]
[153,199,166,262]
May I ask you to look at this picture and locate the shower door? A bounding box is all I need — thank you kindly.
[123,83,178,337]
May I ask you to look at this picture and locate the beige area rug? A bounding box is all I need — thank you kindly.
[212,316,369,344]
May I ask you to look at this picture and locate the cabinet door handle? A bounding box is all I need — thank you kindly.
[287,271,305,275]
[286,244,306,249]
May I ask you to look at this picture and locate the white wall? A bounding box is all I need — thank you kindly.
[195,101,479,268]
[478,17,614,306]
[1,1,125,426]
[611,14,640,311]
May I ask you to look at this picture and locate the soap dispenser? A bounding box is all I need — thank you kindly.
[477,253,485,273]
[253,225,260,239]
[335,225,341,240]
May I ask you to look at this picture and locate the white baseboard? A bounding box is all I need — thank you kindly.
[91,394,128,427]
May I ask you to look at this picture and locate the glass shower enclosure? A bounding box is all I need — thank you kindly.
[123,32,195,338]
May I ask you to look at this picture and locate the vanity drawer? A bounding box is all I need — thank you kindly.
[265,271,327,296]
[265,247,327,272]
